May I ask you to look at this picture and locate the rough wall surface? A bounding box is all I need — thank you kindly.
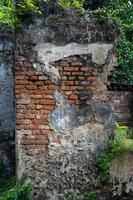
[16,54,115,199]
[0,26,15,176]
[108,91,133,127]
[15,6,132,200]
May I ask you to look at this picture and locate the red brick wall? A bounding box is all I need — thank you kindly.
[16,56,133,153]
[15,56,98,154]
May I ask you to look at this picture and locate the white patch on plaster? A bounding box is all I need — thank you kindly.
[34,42,113,65]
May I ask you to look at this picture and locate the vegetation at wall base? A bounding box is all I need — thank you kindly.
[97,123,133,183]
[0,173,33,200]
[0,183,33,200]
[0,177,16,197]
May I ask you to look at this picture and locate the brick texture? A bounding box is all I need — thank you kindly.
[16,57,133,152]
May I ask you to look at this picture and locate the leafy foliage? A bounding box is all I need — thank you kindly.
[0,172,33,200]
[89,1,133,84]
[0,178,16,196]
[97,123,133,182]
[0,184,33,200]
[58,0,85,11]
[83,192,96,200]
[0,0,38,27]
[112,34,133,84]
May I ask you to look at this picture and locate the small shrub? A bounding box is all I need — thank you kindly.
[0,172,33,200]
[0,184,33,200]
[97,123,133,182]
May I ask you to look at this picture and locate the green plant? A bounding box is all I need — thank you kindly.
[69,193,79,200]
[112,34,133,84]
[0,177,16,196]
[89,1,133,84]
[0,184,33,200]
[0,172,33,200]
[58,0,85,11]
[97,123,133,182]
[0,0,38,27]
[83,192,96,200]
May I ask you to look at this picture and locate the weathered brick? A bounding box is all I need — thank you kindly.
[72,72,83,75]
[33,119,45,125]
[39,99,55,105]
[63,72,71,75]
[26,85,37,90]
[28,76,38,80]
[16,85,25,89]
[64,67,79,71]
[32,130,41,135]
[31,95,43,99]
[26,114,35,119]
[36,105,43,110]
[31,99,40,104]
[35,81,44,86]
[26,104,36,110]
[16,76,27,80]
[65,81,74,85]
[60,85,70,90]
[80,66,89,72]
[68,95,78,100]
[78,76,85,80]
[68,76,77,80]
[16,114,25,119]
[69,86,78,90]
[38,76,48,80]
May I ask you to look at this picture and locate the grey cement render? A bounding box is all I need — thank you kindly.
[0,36,15,136]
[0,32,15,175]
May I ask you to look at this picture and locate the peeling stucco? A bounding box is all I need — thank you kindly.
[34,43,113,65]
[32,43,113,82]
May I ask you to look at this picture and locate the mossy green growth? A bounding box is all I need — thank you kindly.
[97,123,133,182]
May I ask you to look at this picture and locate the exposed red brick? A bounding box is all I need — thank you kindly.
[26,85,37,90]
[28,76,38,80]
[65,81,74,85]
[68,95,78,100]
[31,95,43,99]
[64,67,79,71]
[80,67,89,72]
[72,72,83,75]
[39,99,55,105]
[63,72,71,75]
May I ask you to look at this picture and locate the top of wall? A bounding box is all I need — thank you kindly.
[18,4,117,46]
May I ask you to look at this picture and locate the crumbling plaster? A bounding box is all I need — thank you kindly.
[32,42,113,82]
